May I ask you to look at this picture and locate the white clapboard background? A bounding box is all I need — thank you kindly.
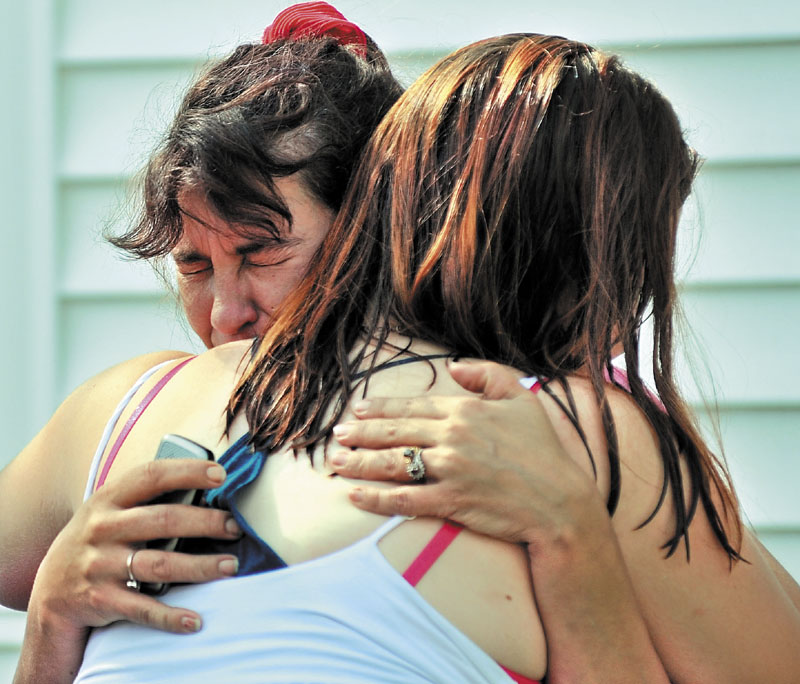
[1,0,798,676]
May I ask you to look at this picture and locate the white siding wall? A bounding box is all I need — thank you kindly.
[1,0,798,677]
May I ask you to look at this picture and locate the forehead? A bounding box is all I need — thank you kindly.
[176,190,282,246]
[174,174,335,252]
[177,175,329,239]
[175,197,272,252]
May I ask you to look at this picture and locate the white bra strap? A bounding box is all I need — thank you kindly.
[82,360,176,502]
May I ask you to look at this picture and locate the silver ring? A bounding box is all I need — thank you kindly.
[403,447,426,481]
[126,550,141,591]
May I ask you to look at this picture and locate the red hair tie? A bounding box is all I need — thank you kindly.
[262,2,368,57]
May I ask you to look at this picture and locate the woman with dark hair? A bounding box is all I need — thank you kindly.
[118,3,404,350]
[6,27,800,684]
[2,2,407,680]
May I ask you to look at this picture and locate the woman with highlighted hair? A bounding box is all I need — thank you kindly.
[4,9,800,684]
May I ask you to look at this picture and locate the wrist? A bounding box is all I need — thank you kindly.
[27,579,89,642]
[523,478,612,566]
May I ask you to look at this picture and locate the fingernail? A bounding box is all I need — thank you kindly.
[352,399,371,414]
[224,516,241,536]
[219,557,239,576]
[350,487,364,503]
[181,616,202,632]
[332,424,350,439]
[330,452,347,467]
[207,464,226,484]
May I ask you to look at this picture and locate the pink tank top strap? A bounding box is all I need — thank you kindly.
[402,521,541,683]
[402,376,540,586]
[94,356,196,491]
[402,520,463,586]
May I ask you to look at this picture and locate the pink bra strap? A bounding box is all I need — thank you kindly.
[604,366,666,411]
[94,356,195,490]
[501,665,541,684]
[402,521,463,586]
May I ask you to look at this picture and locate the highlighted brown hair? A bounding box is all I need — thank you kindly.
[232,33,741,560]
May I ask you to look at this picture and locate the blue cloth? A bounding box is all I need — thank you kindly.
[192,435,286,574]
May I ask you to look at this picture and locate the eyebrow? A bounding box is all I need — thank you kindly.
[171,249,207,264]
[172,237,301,264]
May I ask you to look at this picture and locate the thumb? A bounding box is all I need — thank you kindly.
[447,359,527,400]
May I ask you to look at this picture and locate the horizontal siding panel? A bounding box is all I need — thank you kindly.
[59,181,164,294]
[58,65,194,178]
[0,606,24,682]
[58,299,203,401]
[0,606,24,648]
[675,286,800,404]
[59,0,268,62]
[0,650,21,684]
[57,48,800,178]
[59,0,800,61]
[755,530,800,582]
[617,42,800,162]
[678,163,800,285]
[698,408,800,526]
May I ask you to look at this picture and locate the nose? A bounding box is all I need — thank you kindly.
[209,274,260,344]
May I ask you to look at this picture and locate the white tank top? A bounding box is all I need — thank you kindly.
[75,365,541,683]
[75,515,521,683]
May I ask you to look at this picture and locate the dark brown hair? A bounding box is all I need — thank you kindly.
[231,33,741,561]
[109,34,403,257]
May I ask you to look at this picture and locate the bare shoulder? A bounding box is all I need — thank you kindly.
[66,350,194,412]
[535,374,717,550]
[4,351,194,522]
[538,376,800,682]
[534,375,663,511]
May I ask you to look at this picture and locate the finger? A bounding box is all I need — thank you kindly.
[102,459,227,509]
[330,447,428,482]
[110,504,242,544]
[129,548,239,585]
[111,587,205,634]
[348,484,450,519]
[350,395,452,420]
[332,417,435,448]
[447,359,528,400]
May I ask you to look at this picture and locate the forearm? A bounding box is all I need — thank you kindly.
[14,603,88,684]
[528,500,670,684]
[0,449,70,610]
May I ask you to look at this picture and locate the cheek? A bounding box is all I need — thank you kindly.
[177,278,214,345]
[251,265,307,315]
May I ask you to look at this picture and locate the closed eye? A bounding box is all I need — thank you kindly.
[239,241,297,269]
[175,259,212,277]
[180,266,212,276]
[245,254,292,269]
